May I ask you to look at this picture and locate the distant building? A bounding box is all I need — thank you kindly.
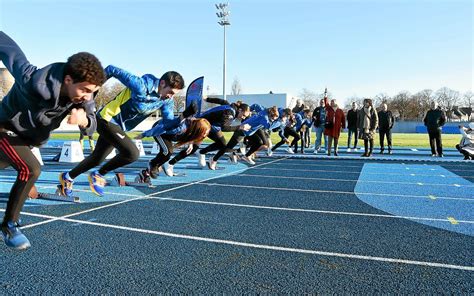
[452,106,472,122]
[0,67,14,99]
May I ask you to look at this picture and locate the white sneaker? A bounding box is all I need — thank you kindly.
[163,162,174,177]
[208,156,217,170]
[267,148,273,157]
[229,153,238,163]
[238,142,246,155]
[347,148,351,152]
[313,149,318,154]
[286,148,295,154]
[353,147,359,151]
[197,151,206,167]
[242,155,256,165]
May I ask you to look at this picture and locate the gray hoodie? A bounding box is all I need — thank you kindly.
[0,31,97,146]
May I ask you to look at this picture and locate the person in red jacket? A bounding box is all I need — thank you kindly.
[324,96,346,156]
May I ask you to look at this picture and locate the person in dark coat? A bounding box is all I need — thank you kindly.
[312,99,327,153]
[346,102,359,152]
[423,101,446,157]
[377,103,395,154]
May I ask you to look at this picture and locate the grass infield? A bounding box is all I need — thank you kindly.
[50,131,461,148]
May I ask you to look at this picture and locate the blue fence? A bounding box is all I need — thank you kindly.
[415,125,462,134]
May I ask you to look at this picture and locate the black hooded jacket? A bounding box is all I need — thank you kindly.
[0,32,97,146]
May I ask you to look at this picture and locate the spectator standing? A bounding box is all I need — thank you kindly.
[346,102,359,152]
[377,103,395,154]
[312,98,327,153]
[358,99,378,157]
[423,102,446,157]
[324,97,346,156]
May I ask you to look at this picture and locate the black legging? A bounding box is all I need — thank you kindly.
[167,128,227,165]
[304,128,311,147]
[169,145,199,165]
[245,129,269,157]
[149,134,175,170]
[69,118,140,178]
[272,126,299,151]
[213,129,246,161]
[290,128,303,152]
[200,129,227,155]
[0,132,41,225]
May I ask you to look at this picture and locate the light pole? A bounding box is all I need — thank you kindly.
[215,3,230,101]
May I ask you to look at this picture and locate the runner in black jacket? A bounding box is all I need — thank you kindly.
[0,31,106,249]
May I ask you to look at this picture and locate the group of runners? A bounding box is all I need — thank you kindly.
[0,32,315,250]
[1,31,473,251]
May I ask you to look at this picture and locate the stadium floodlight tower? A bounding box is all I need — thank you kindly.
[215,3,230,101]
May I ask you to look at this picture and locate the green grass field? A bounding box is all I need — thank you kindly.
[51,131,461,149]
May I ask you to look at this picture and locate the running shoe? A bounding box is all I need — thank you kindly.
[59,172,74,197]
[149,165,160,179]
[163,161,174,177]
[208,156,217,170]
[197,151,206,167]
[137,169,151,184]
[88,171,106,196]
[242,155,256,165]
[2,221,30,250]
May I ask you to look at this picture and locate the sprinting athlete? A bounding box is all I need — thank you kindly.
[290,109,312,153]
[136,118,211,181]
[271,109,298,154]
[161,97,251,175]
[59,65,185,197]
[0,31,106,249]
[210,106,280,168]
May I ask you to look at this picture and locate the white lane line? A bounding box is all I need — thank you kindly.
[198,183,474,201]
[236,174,474,187]
[147,196,474,224]
[11,212,474,272]
[21,158,287,229]
[250,167,473,178]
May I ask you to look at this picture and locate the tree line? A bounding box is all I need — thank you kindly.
[299,87,473,121]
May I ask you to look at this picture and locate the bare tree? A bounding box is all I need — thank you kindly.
[95,82,125,109]
[461,91,473,108]
[173,95,186,113]
[373,93,391,109]
[298,88,319,110]
[231,77,242,95]
[411,89,433,120]
[344,96,364,110]
[460,91,473,121]
[390,91,413,120]
[434,87,461,121]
